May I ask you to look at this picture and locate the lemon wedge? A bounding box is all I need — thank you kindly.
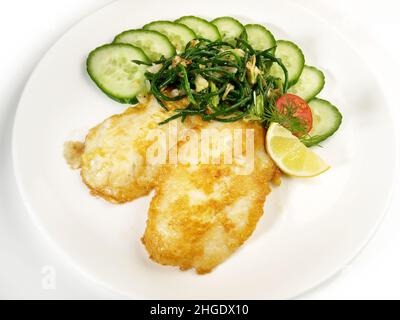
[266,122,330,177]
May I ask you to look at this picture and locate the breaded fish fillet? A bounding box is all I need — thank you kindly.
[142,120,278,274]
[77,97,190,203]
[65,98,279,273]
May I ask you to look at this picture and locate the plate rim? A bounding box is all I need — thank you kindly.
[11,0,400,299]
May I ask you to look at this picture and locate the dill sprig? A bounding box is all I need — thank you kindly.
[265,102,308,136]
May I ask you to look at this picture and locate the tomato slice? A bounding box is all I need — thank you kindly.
[275,93,313,136]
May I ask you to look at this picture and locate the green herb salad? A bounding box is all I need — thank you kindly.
[86,16,342,147]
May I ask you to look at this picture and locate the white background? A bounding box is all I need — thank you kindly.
[0,0,399,299]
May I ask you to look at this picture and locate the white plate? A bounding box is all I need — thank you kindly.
[12,0,397,299]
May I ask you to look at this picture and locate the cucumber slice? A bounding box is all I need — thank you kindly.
[176,16,221,41]
[245,24,276,51]
[302,98,342,147]
[270,40,305,87]
[288,65,325,101]
[87,44,150,104]
[113,29,175,61]
[212,17,246,45]
[144,21,195,53]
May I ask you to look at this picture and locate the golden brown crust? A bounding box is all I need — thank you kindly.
[80,107,152,203]
[142,121,277,274]
[67,97,280,273]
[63,141,84,169]
[78,98,172,203]
[271,168,282,186]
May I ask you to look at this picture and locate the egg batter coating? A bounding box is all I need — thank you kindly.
[77,97,190,203]
[142,120,279,274]
[67,99,279,273]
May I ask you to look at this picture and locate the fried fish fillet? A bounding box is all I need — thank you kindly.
[66,98,279,273]
[76,97,191,203]
[142,120,279,274]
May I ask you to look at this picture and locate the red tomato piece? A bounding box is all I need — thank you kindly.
[276,94,313,136]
